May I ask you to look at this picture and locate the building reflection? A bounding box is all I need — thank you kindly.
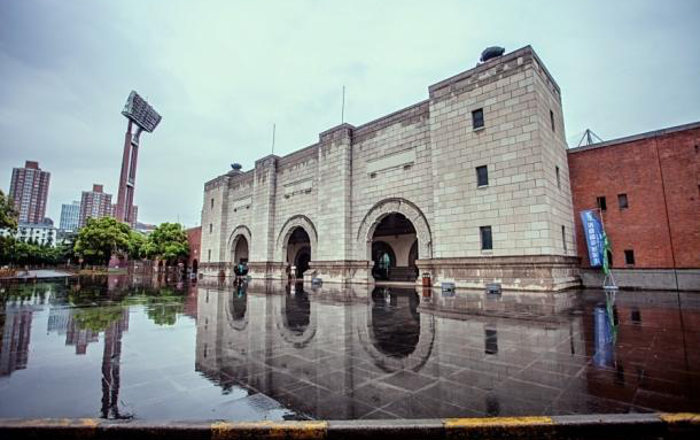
[195,284,596,418]
[0,299,35,376]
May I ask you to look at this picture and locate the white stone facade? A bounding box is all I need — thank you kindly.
[200,46,579,291]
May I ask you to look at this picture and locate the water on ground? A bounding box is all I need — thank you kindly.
[0,276,698,420]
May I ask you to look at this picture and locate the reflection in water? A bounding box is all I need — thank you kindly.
[283,283,310,335]
[2,279,700,420]
[370,287,420,358]
[229,283,248,330]
[593,292,618,368]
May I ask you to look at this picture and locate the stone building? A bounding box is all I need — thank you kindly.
[568,121,700,290]
[200,46,579,291]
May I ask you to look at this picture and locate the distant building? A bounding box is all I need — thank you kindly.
[59,201,81,231]
[79,184,113,227]
[568,121,700,290]
[8,160,51,224]
[134,221,156,234]
[0,222,58,247]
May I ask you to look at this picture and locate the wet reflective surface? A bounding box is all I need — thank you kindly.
[1,277,699,420]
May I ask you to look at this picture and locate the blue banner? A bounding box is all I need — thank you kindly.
[580,210,604,267]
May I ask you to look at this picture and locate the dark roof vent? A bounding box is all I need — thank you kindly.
[480,46,505,63]
[227,163,243,176]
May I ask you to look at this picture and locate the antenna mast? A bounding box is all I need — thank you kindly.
[341,86,346,124]
[272,123,276,154]
[577,129,604,147]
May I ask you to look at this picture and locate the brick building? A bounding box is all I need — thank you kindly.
[186,226,201,273]
[78,184,113,227]
[200,46,579,291]
[568,122,700,290]
[8,160,50,224]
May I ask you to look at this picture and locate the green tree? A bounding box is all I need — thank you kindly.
[145,223,189,264]
[127,230,147,260]
[0,190,18,231]
[74,217,131,266]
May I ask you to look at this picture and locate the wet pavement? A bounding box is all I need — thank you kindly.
[0,276,699,421]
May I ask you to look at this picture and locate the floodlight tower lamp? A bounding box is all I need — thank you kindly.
[115,90,162,227]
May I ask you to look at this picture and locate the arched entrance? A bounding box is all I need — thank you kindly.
[371,213,418,281]
[287,227,311,277]
[233,236,249,264]
[357,198,432,283]
[228,225,252,265]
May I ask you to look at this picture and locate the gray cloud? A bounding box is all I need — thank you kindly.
[1,0,699,226]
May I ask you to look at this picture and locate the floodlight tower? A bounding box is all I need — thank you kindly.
[115,91,162,226]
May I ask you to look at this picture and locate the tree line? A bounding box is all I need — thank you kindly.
[0,190,189,268]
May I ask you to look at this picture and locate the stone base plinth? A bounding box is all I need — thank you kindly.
[416,255,581,292]
[307,260,372,284]
[247,262,286,280]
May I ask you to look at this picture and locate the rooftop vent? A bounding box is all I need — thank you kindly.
[227,163,243,176]
[480,46,505,63]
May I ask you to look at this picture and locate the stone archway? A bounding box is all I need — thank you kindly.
[357,198,432,270]
[276,215,318,265]
[227,225,252,264]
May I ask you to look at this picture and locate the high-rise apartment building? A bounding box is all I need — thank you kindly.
[8,161,51,224]
[59,201,81,232]
[78,184,113,227]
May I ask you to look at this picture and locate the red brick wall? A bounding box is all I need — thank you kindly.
[568,126,700,269]
[186,226,202,269]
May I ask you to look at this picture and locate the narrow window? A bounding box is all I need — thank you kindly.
[618,193,629,209]
[550,109,555,132]
[476,165,489,187]
[561,225,567,252]
[596,196,607,211]
[630,308,641,324]
[555,166,561,189]
[472,108,484,130]
[208,249,211,262]
[210,198,214,209]
[480,226,493,250]
[624,249,635,265]
[606,249,613,268]
[209,223,213,233]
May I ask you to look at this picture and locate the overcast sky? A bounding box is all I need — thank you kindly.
[1,0,699,227]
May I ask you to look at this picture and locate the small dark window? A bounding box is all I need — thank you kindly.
[480,226,493,250]
[630,307,642,324]
[561,225,567,252]
[606,249,613,268]
[550,109,555,132]
[555,166,561,189]
[624,249,635,265]
[618,193,629,209]
[208,249,211,262]
[597,196,607,211]
[476,165,489,187]
[210,198,214,209]
[209,223,213,233]
[472,108,484,130]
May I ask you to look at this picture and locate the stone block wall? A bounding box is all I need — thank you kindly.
[200,46,580,291]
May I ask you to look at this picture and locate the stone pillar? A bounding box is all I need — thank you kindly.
[250,155,280,279]
[311,124,371,283]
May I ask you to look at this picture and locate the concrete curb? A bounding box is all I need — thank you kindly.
[0,413,698,439]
